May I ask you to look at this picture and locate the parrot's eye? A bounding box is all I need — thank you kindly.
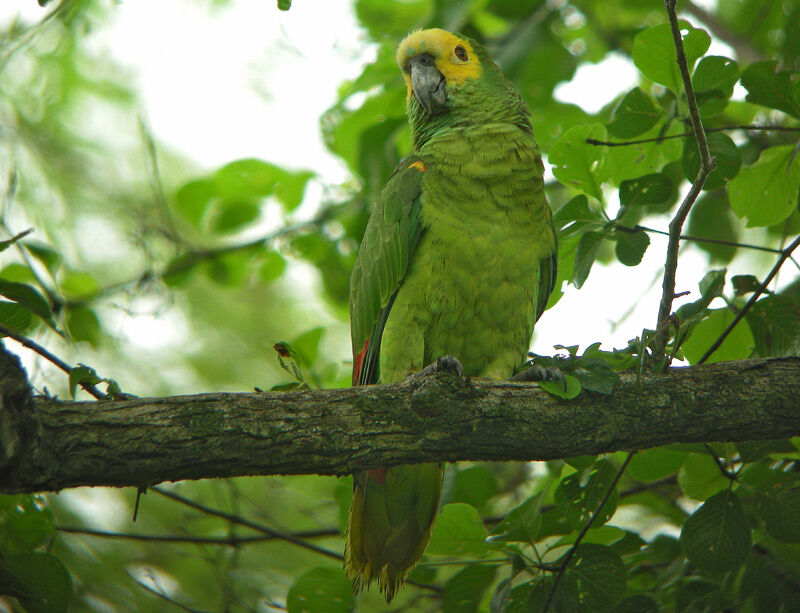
[454,45,468,61]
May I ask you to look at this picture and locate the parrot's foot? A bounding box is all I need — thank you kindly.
[512,365,566,389]
[413,354,465,380]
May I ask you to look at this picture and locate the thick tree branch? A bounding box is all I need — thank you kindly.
[0,342,798,494]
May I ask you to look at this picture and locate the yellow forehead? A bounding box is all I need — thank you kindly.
[396,28,482,86]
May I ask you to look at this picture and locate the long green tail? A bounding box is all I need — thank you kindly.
[345,463,443,602]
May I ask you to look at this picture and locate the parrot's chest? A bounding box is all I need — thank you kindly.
[380,124,553,380]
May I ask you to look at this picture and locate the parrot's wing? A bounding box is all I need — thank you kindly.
[350,157,425,385]
[535,231,558,322]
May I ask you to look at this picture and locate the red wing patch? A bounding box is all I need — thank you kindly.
[368,467,387,485]
[353,338,370,385]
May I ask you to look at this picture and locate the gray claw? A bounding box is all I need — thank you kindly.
[412,354,465,380]
[512,365,567,390]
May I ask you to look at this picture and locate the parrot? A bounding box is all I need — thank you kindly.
[345,28,558,602]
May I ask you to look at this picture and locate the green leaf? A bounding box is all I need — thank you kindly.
[173,179,215,227]
[573,359,618,395]
[607,88,662,137]
[291,327,325,367]
[614,228,650,266]
[692,56,739,117]
[0,495,55,555]
[442,564,496,613]
[275,170,314,211]
[6,552,71,613]
[632,21,711,94]
[24,241,61,273]
[0,301,32,334]
[740,61,800,118]
[562,544,627,610]
[59,272,101,300]
[213,158,282,200]
[617,594,661,613]
[0,280,55,328]
[549,123,606,201]
[452,465,499,510]
[427,503,490,556]
[731,275,760,296]
[68,365,102,399]
[681,307,755,364]
[628,447,688,483]
[486,493,543,543]
[211,200,260,233]
[682,131,741,190]
[746,294,800,356]
[762,486,800,542]
[686,193,739,263]
[286,567,354,613]
[555,459,619,530]
[66,307,101,346]
[729,144,800,227]
[737,439,796,463]
[260,251,287,282]
[680,489,751,573]
[573,230,605,288]
[539,374,581,399]
[619,173,673,207]
[553,194,604,229]
[678,453,730,501]
[278,0,291,10]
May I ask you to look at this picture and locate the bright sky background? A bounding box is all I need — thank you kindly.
[0,0,764,366]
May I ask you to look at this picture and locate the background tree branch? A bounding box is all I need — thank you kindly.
[1,342,797,494]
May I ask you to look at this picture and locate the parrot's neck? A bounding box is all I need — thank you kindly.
[407,91,532,151]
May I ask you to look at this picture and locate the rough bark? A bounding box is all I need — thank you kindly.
[0,343,798,494]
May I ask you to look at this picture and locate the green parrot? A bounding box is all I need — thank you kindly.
[345,28,558,602]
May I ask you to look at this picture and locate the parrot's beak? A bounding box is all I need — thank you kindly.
[407,54,447,116]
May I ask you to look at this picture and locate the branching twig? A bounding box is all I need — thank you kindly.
[151,486,343,561]
[152,487,442,594]
[0,324,106,399]
[698,234,800,364]
[652,1,717,364]
[586,125,800,147]
[542,452,635,612]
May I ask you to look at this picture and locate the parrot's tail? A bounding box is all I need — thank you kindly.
[344,463,443,602]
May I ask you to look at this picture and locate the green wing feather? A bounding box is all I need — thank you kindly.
[350,157,425,385]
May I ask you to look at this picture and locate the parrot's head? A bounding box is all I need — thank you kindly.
[396,29,528,146]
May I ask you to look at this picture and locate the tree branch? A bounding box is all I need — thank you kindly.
[0,342,797,494]
[652,1,717,363]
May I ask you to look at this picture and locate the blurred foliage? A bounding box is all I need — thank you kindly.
[0,0,799,611]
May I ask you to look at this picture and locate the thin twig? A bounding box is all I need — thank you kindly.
[698,234,800,364]
[652,1,717,364]
[542,452,635,612]
[151,486,442,595]
[616,224,800,272]
[152,486,342,561]
[129,572,213,613]
[586,125,800,147]
[58,476,679,549]
[0,324,106,399]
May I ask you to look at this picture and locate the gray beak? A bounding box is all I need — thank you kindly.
[407,54,447,116]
